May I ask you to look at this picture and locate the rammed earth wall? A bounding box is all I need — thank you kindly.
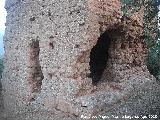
[2,0,154,118]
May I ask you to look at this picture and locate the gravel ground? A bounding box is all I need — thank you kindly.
[100,80,160,120]
[0,80,160,120]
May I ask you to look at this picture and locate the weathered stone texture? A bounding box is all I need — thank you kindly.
[1,0,155,118]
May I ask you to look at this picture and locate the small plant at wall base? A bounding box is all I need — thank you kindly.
[121,0,160,80]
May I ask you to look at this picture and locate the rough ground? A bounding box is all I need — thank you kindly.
[101,80,160,120]
[0,80,160,120]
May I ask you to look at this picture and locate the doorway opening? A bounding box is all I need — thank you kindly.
[89,30,111,85]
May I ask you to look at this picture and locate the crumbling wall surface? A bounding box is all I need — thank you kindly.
[2,0,92,117]
[64,0,153,116]
[2,0,37,115]
[101,7,148,83]
[2,0,155,118]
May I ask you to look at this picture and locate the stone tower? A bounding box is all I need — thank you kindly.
[2,0,154,118]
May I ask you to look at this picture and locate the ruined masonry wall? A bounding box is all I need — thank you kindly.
[2,0,153,117]
[3,0,94,115]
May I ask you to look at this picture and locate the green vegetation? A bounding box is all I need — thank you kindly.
[144,0,160,79]
[121,0,144,17]
[121,0,160,79]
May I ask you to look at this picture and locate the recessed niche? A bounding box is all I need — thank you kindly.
[89,30,111,85]
[28,40,44,93]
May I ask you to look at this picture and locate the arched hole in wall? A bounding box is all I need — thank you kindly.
[28,40,44,93]
[89,30,111,85]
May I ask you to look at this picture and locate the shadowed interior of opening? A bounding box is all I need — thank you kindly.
[28,40,44,93]
[89,30,111,85]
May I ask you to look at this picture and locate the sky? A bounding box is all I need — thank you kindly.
[0,0,6,56]
[0,0,6,33]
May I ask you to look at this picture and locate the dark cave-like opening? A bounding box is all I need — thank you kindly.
[89,31,111,85]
